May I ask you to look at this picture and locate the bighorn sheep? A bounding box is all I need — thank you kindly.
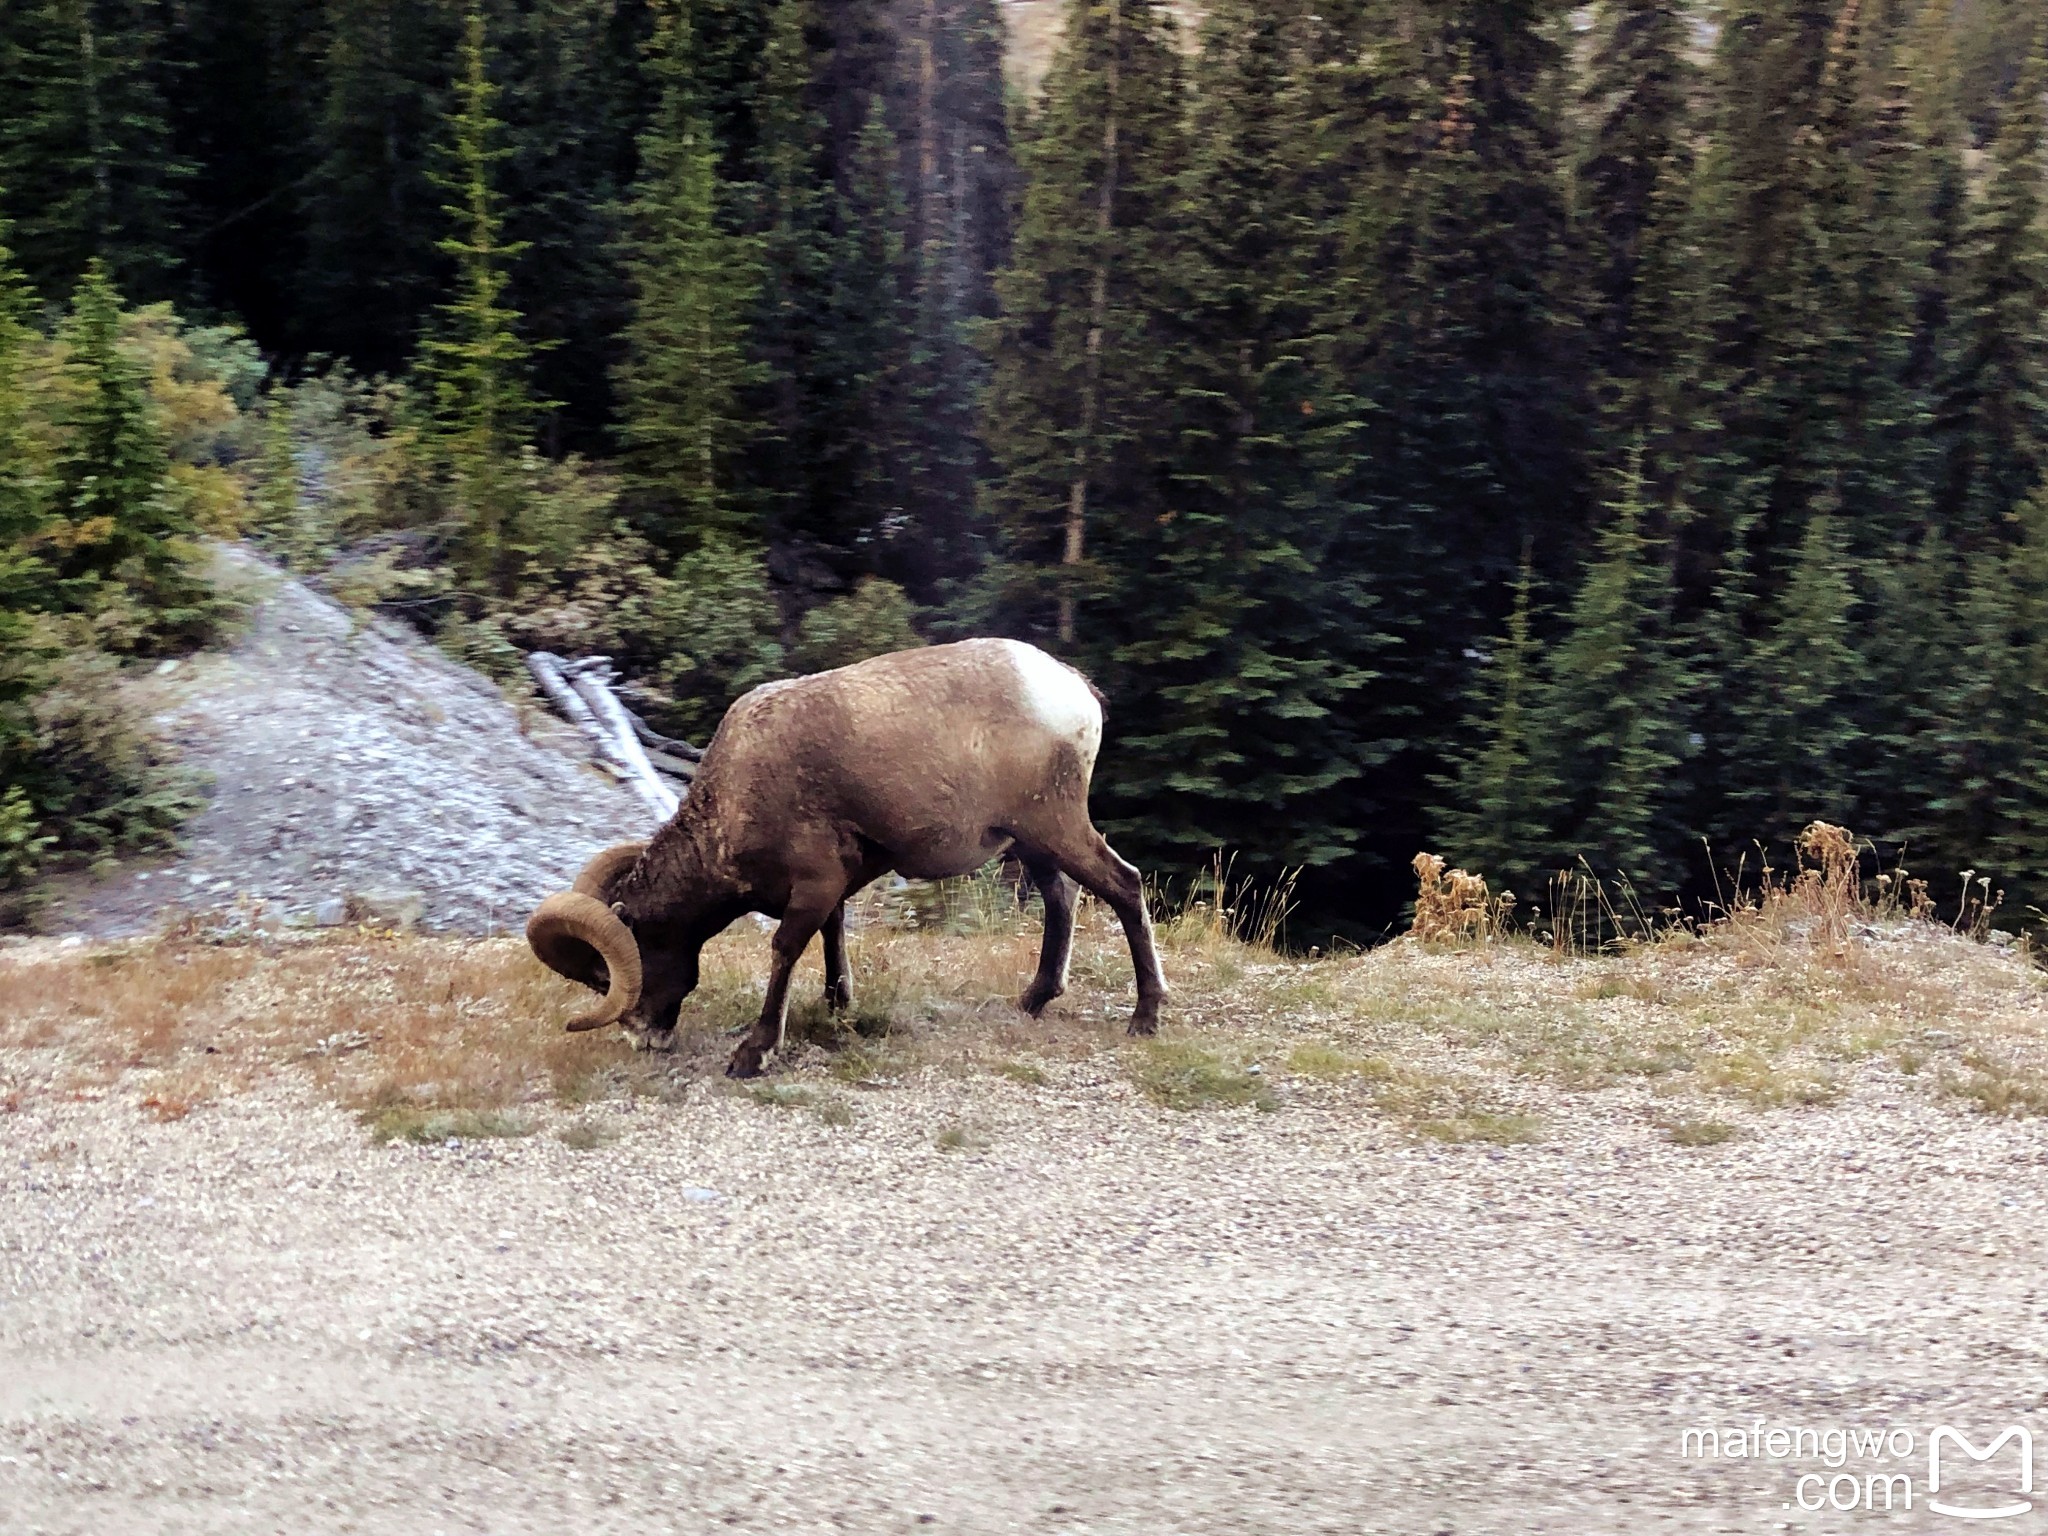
[526,639,1168,1077]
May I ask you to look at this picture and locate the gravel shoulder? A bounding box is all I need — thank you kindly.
[45,544,652,936]
[4,937,2047,1534]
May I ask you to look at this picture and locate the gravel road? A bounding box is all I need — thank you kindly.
[47,545,651,937]
[4,1067,2044,1534]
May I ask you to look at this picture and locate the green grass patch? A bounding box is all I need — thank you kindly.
[934,1122,989,1153]
[743,1081,856,1126]
[1127,1041,1278,1112]
[1416,1111,1545,1145]
[1662,1116,1739,1146]
[1284,1042,1393,1081]
[992,1058,1048,1086]
[363,1106,534,1145]
[555,1118,618,1150]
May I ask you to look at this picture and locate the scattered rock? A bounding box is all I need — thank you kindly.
[312,897,347,927]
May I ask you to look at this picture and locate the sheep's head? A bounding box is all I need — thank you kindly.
[526,842,649,1032]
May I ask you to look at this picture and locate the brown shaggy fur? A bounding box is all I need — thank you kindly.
[532,640,1167,1077]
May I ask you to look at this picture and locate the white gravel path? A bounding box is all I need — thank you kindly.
[2,1068,2043,1534]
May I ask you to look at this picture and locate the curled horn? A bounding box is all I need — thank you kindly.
[573,841,648,899]
[526,892,643,1033]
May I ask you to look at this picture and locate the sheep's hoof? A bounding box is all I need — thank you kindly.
[1126,1009,1161,1038]
[1019,980,1064,1017]
[825,981,853,1013]
[725,1048,766,1080]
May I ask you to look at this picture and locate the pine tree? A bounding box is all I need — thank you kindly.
[1577,0,1696,448]
[1685,0,1841,576]
[1934,24,2048,546]
[742,0,880,561]
[983,0,1187,645]
[299,0,458,371]
[835,95,915,559]
[48,260,211,649]
[0,213,44,554]
[882,0,1016,598]
[0,0,189,298]
[1438,558,1555,898]
[163,0,325,347]
[1792,0,1936,554]
[1531,454,1689,885]
[615,0,763,547]
[417,4,542,595]
[1304,0,1588,906]
[495,0,650,450]
[1986,482,2048,914]
[1717,507,1866,848]
[1083,0,1373,878]
[0,217,48,775]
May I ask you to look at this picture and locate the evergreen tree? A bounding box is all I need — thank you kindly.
[1986,482,2048,912]
[418,4,542,595]
[1577,0,1696,450]
[983,0,1187,645]
[1438,559,1554,897]
[1717,507,1866,848]
[163,0,325,345]
[1309,0,1589,903]
[881,0,1016,598]
[299,0,458,370]
[0,0,189,297]
[741,0,889,562]
[1934,25,2048,546]
[615,0,762,547]
[495,0,651,451]
[1685,0,1841,578]
[1531,454,1689,884]
[0,217,48,774]
[47,260,210,649]
[835,95,915,560]
[1085,0,1373,878]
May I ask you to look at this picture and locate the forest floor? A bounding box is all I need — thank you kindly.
[42,544,653,939]
[4,895,2047,1534]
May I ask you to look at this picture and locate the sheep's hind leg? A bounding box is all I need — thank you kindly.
[1040,828,1167,1036]
[727,885,840,1079]
[1018,858,1075,1017]
[821,901,852,1013]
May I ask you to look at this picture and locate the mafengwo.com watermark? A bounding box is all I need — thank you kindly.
[1680,1419,2034,1519]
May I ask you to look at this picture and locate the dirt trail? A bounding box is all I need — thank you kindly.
[47,546,652,936]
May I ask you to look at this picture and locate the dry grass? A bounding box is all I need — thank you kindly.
[4,839,2046,1144]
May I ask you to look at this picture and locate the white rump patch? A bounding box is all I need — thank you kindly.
[997,640,1103,758]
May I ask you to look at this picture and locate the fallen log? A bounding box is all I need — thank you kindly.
[525,652,681,821]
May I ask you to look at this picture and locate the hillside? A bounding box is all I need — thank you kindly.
[43,546,653,938]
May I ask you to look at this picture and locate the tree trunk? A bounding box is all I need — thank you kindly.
[1060,0,1122,646]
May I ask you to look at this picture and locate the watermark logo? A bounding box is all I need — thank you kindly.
[1678,1418,2036,1521]
[1928,1425,2032,1521]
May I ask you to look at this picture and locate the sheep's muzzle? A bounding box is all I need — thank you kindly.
[526,891,643,1033]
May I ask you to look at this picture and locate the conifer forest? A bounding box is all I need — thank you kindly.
[1,0,2045,941]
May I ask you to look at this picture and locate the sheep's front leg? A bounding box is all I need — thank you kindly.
[727,887,838,1079]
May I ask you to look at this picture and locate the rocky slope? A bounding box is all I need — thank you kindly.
[46,547,654,937]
